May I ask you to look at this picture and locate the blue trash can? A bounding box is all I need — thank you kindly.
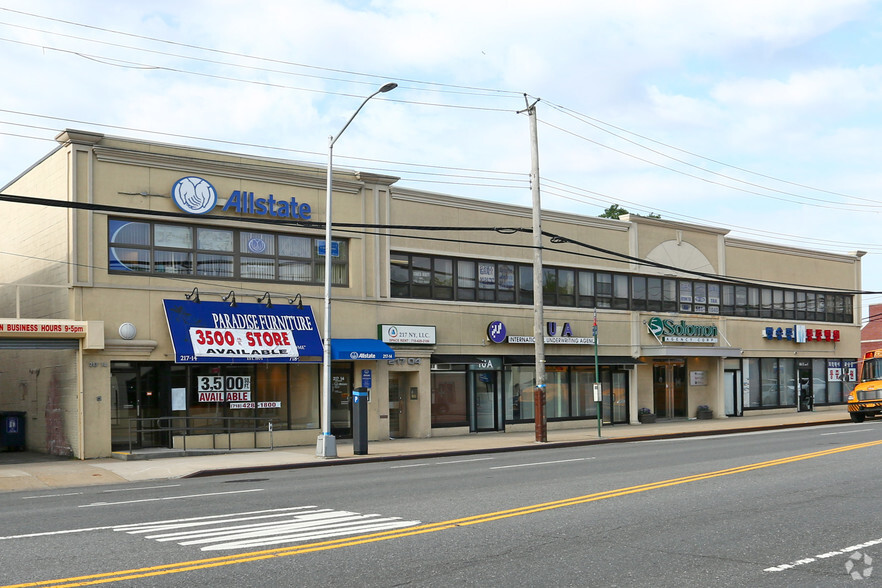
[0,412,26,451]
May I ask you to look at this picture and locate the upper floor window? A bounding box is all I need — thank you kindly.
[109,218,348,286]
[388,251,853,324]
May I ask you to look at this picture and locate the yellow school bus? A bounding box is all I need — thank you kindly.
[848,349,882,422]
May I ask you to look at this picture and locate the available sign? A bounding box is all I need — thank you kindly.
[647,317,718,344]
[164,300,323,364]
[190,328,298,359]
[196,375,252,402]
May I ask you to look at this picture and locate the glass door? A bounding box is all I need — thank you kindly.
[330,365,352,439]
[725,370,743,416]
[653,360,687,419]
[110,363,169,450]
[111,367,138,449]
[389,372,405,438]
[472,370,499,431]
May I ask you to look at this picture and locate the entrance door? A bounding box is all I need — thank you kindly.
[472,370,499,431]
[653,360,687,419]
[725,370,743,416]
[330,366,352,439]
[797,364,813,412]
[110,363,168,450]
[389,373,405,438]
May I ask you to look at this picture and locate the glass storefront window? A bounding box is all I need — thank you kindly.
[760,358,778,406]
[289,365,319,429]
[254,364,288,427]
[813,358,827,405]
[779,358,796,405]
[571,367,597,417]
[431,369,468,426]
[507,366,535,421]
[545,367,570,418]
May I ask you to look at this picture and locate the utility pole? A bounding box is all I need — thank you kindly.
[521,95,546,443]
[594,308,602,438]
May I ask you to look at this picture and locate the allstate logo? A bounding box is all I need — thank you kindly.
[647,317,665,338]
[247,238,267,254]
[349,351,360,360]
[172,176,217,215]
[487,321,506,344]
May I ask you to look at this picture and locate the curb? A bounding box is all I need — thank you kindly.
[182,418,850,479]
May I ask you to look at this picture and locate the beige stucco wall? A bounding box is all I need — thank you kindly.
[0,129,865,457]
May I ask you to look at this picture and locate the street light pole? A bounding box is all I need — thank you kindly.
[317,81,398,458]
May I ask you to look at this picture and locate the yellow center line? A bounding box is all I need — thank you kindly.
[7,439,882,588]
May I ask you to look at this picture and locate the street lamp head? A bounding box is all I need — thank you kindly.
[379,82,398,93]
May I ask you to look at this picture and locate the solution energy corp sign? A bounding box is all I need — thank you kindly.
[647,317,718,344]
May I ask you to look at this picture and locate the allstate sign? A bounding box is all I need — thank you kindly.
[648,317,718,344]
[172,176,218,215]
[171,176,313,220]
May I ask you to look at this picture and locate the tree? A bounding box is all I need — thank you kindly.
[599,204,661,220]
[599,204,629,219]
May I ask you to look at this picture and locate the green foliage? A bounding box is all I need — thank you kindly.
[599,204,628,219]
[599,204,661,220]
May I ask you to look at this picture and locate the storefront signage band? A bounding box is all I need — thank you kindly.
[647,317,718,344]
[762,325,840,343]
[171,176,312,220]
[164,299,323,364]
[486,320,594,345]
[380,324,436,345]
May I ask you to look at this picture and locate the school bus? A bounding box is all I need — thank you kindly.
[848,349,882,422]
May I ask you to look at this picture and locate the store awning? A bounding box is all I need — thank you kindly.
[331,338,395,361]
[639,346,742,358]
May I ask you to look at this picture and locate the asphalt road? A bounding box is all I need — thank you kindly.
[1,420,881,587]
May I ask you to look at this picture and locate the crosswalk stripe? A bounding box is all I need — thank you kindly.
[115,506,421,551]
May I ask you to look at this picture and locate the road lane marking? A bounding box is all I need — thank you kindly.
[79,489,263,507]
[21,492,83,500]
[7,438,882,588]
[820,429,873,435]
[489,457,595,469]
[391,457,495,469]
[101,484,181,493]
[764,536,882,572]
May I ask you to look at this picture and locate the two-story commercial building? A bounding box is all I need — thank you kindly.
[0,129,861,458]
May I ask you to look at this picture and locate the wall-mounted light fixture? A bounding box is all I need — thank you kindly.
[221,291,237,307]
[185,287,200,303]
[287,294,303,309]
[256,292,273,308]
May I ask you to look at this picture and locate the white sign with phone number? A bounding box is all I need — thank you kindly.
[229,402,282,409]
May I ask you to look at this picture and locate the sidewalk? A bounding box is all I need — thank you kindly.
[0,409,853,493]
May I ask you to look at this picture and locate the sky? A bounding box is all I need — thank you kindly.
[1,0,882,321]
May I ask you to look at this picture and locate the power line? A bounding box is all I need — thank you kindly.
[544,100,873,204]
[0,191,872,296]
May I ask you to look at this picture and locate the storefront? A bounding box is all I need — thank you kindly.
[0,128,863,457]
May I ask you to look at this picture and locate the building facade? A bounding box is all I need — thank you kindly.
[0,129,862,458]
